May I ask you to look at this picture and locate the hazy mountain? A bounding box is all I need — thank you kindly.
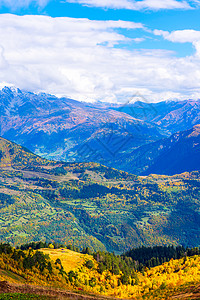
[113,99,200,134]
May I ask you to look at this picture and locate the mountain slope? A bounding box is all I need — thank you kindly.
[118,124,200,175]
[0,136,200,252]
[143,124,200,175]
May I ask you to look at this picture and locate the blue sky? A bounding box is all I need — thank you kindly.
[0,0,200,102]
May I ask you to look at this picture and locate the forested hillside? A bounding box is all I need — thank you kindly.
[0,136,200,252]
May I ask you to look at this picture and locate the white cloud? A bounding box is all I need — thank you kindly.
[66,0,194,10]
[1,14,200,103]
[0,0,50,9]
[154,29,200,43]
[154,29,200,57]
[133,37,145,43]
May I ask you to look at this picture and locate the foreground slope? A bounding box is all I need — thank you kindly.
[1,243,200,299]
[0,136,200,251]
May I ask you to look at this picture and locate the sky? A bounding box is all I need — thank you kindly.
[0,1,200,102]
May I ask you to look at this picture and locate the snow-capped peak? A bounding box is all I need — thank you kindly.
[0,83,21,94]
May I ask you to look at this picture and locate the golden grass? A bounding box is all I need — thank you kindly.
[41,248,88,273]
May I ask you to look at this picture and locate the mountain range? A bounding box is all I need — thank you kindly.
[0,86,200,175]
